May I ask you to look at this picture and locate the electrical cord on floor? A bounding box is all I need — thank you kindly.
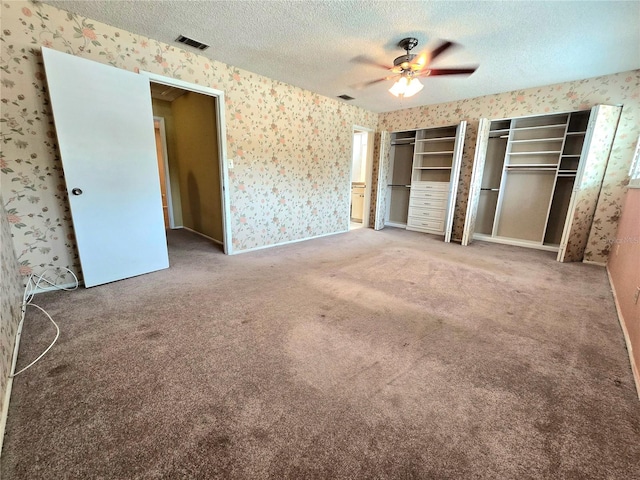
[10,267,79,377]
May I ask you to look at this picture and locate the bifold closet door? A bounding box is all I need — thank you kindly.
[557,104,622,262]
[461,118,490,246]
[373,131,391,230]
[42,47,169,287]
[443,121,467,243]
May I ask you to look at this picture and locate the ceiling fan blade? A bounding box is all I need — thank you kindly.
[429,40,456,63]
[351,55,392,70]
[421,67,478,76]
[350,76,394,90]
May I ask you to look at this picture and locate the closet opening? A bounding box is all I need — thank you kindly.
[385,131,414,229]
[463,106,621,262]
[350,126,374,230]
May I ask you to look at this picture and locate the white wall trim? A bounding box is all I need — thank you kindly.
[230,229,347,255]
[583,259,607,267]
[0,314,25,458]
[31,281,83,295]
[153,116,176,229]
[384,221,407,229]
[179,226,223,246]
[606,266,640,400]
[472,233,559,252]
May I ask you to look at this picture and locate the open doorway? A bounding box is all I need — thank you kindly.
[350,126,374,229]
[142,73,232,253]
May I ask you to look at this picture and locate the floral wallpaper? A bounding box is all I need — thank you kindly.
[0,197,24,423]
[0,1,378,280]
[379,70,640,264]
[562,105,622,262]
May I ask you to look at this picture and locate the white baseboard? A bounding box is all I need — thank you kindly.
[31,281,82,295]
[384,221,407,229]
[606,266,640,400]
[0,315,25,458]
[178,226,223,245]
[473,233,559,252]
[230,229,347,255]
[584,259,606,267]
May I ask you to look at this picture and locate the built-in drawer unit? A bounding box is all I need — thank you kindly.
[407,206,446,221]
[407,216,445,233]
[407,181,449,234]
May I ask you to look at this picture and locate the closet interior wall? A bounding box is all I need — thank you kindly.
[385,132,414,228]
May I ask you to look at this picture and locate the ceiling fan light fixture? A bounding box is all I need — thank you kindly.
[405,77,424,97]
[388,76,408,97]
[389,76,423,98]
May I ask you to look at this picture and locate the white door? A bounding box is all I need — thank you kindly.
[42,47,169,287]
[557,104,622,262]
[443,121,467,243]
[461,118,491,246]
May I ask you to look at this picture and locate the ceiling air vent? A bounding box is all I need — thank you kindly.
[338,94,355,100]
[175,35,209,51]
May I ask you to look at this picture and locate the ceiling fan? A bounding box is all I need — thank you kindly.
[354,37,478,98]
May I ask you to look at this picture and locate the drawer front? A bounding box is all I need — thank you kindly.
[407,216,444,232]
[409,196,447,209]
[411,181,449,192]
[408,206,446,221]
[410,188,449,200]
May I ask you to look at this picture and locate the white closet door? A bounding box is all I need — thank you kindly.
[373,131,391,230]
[42,47,169,287]
[461,118,491,246]
[557,104,622,262]
[443,121,467,243]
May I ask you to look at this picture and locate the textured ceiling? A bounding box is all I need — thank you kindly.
[43,1,640,113]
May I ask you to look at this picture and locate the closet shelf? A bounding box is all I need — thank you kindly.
[509,137,564,143]
[505,168,557,172]
[417,136,456,142]
[506,163,557,167]
[508,151,561,155]
[388,184,411,187]
[566,131,586,136]
[561,154,581,158]
[505,164,557,172]
[512,123,567,132]
[414,167,453,170]
[414,151,455,155]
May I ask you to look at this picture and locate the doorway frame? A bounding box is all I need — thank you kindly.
[139,71,233,254]
[153,116,176,229]
[350,125,375,228]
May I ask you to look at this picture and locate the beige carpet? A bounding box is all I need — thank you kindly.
[2,227,639,479]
